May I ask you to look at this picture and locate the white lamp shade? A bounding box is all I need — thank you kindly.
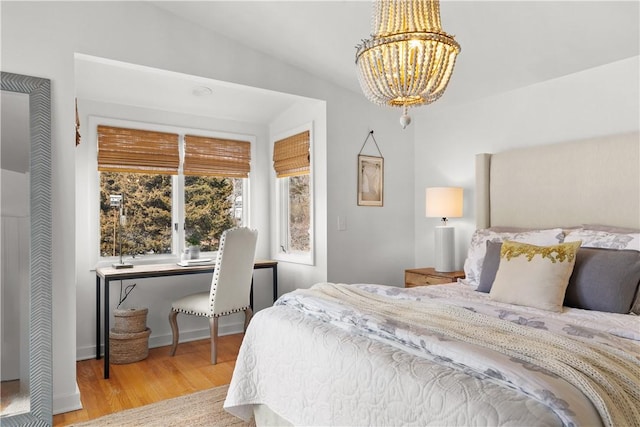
[426,187,463,218]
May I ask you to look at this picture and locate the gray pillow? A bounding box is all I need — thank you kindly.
[565,248,640,314]
[476,241,502,293]
[477,243,640,314]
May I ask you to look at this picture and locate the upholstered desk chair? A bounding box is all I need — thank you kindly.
[169,227,258,364]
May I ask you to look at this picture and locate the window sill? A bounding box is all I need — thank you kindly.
[275,252,314,266]
[93,251,219,271]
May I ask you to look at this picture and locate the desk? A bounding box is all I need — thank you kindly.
[96,259,277,379]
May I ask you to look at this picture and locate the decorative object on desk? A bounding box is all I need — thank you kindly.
[426,187,463,272]
[185,230,202,260]
[189,246,200,260]
[355,0,461,128]
[109,194,133,269]
[177,258,214,267]
[357,131,384,207]
[109,307,150,364]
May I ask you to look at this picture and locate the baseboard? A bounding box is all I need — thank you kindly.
[76,321,245,361]
[53,383,82,415]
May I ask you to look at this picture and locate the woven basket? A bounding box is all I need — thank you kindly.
[109,327,151,364]
[113,307,148,333]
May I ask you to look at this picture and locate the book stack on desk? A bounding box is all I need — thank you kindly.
[177,258,214,267]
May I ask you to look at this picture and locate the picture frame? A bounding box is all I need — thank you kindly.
[357,154,384,207]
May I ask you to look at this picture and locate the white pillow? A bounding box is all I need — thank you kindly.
[463,228,564,287]
[489,240,581,312]
[564,228,640,251]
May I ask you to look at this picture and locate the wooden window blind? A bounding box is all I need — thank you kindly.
[273,130,310,178]
[183,135,251,178]
[97,125,180,174]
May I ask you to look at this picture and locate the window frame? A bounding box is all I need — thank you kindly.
[273,123,314,265]
[89,116,253,267]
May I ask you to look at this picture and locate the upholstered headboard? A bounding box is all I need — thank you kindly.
[476,132,640,229]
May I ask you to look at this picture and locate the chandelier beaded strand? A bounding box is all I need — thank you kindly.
[356,0,460,128]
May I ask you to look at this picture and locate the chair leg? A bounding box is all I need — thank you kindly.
[244,307,253,332]
[168,310,179,357]
[209,317,219,364]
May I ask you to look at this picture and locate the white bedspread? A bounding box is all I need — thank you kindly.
[224,283,640,427]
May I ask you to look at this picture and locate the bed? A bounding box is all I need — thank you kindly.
[224,132,640,426]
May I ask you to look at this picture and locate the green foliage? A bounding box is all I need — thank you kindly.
[185,176,238,251]
[100,173,173,257]
[185,232,202,246]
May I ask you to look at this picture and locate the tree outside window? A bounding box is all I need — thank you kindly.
[100,172,172,257]
[288,175,310,252]
[184,176,241,252]
[100,173,243,257]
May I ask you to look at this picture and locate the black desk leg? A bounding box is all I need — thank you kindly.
[96,275,101,360]
[104,278,110,379]
[250,277,254,309]
[272,265,278,302]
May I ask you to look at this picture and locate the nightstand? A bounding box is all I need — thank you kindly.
[404,268,465,288]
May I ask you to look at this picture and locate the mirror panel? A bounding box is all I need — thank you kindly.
[1,89,30,416]
[1,72,52,426]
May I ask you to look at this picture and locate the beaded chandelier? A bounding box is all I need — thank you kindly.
[355,0,461,128]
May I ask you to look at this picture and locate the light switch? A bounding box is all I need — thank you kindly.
[337,215,347,231]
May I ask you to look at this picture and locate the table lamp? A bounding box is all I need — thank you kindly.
[110,194,133,269]
[426,187,463,272]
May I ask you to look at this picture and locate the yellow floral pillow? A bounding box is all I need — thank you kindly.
[489,240,582,312]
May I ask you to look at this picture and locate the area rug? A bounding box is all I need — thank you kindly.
[69,384,254,426]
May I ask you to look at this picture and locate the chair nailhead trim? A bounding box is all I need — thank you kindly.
[171,306,249,318]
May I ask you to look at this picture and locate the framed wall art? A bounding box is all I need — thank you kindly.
[358,154,384,206]
[357,131,384,207]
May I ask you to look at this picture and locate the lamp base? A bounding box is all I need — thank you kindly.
[434,226,455,272]
[112,262,133,269]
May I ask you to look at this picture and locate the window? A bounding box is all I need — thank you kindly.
[273,128,313,264]
[100,172,173,256]
[184,176,243,251]
[182,135,250,252]
[97,124,250,259]
[279,175,310,252]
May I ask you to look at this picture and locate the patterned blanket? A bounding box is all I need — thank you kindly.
[277,283,640,427]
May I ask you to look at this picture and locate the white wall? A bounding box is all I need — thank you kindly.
[413,56,640,269]
[326,101,415,286]
[2,1,415,414]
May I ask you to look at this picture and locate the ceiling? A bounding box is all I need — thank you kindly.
[75,55,311,125]
[74,1,639,123]
[151,0,639,107]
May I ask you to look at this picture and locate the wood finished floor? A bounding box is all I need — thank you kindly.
[53,334,244,426]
